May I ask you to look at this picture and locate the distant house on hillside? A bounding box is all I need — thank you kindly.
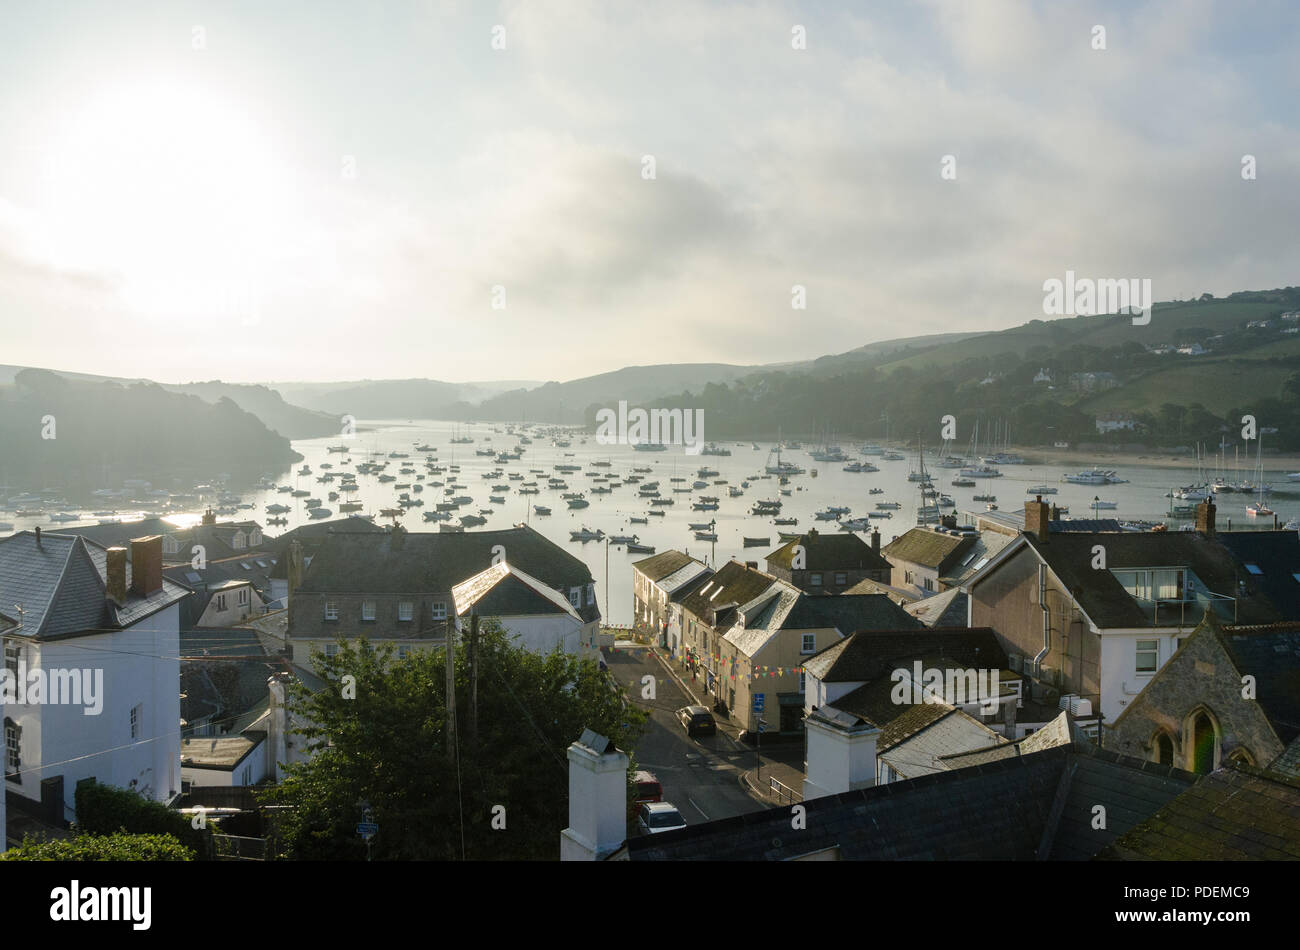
[1096,411,1139,434]
[1176,343,1207,355]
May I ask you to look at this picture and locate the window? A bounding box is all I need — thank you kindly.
[232,533,246,551]
[398,601,414,621]
[904,570,915,585]
[250,530,261,546]
[834,573,847,586]
[587,583,596,605]
[1136,639,1158,673]
[397,644,411,659]
[130,704,142,741]
[324,601,339,621]
[923,577,934,592]
[237,587,249,606]
[810,573,823,587]
[215,594,227,611]
[431,602,447,621]
[801,634,816,654]
[324,643,340,656]
[1244,563,1263,576]
[799,670,806,692]
[361,601,376,621]
[4,641,19,682]
[162,536,180,555]
[4,717,20,779]
[569,588,581,608]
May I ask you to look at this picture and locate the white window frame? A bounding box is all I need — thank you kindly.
[362,601,377,621]
[569,588,581,608]
[801,633,816,654]
[4,719,20,776]
[237,587,249,606]
[398,601,414,622]
[810,573,823,587]
[834,572,847,586]
[216,593,227,611]
[431,602,447,621]
[323,642,340,657]
[324,601,339,621]
[1136,639,1158,674]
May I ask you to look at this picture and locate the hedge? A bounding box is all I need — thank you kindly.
[74,781,210,856]
[1,832,194,861]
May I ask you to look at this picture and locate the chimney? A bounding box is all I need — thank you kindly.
[106,547,128,606]
[745,560,758,569]
[129,535,163,597]
[941,514,957,530]
[287,540,304,597]
[1050,504,1062,521]
[201,507,216,526]
[1196,499,1216,538]
[1025,495,1051,542]
[871,528,880,552]
[34,525,41,548]
[807,527,818,540]
[560,729,630,861]
[391,523,406,550]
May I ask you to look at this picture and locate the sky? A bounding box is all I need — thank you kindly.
[1,0,1298,384]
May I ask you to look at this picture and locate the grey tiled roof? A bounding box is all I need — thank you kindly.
[1098,765,1300,860]
[632,550,698,582]
[765,530,890,572]
[629,744,1192,861]
[299,525,598,621]
[0,530,188,639]
[803,627,1006,684]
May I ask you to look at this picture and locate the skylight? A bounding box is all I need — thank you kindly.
[256,560,268,568]
[185,571,202,583]
[240,562,252,570]
[1245,563,1263,575]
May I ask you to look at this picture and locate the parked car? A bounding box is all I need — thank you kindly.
[633,770,663,805]
[637,801,687,835]
[676,704,716,737]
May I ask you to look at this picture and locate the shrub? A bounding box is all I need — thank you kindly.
[1,832,194,861]
[74,781,209,856]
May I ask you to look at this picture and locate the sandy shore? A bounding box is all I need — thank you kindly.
[1004,446,1300,473]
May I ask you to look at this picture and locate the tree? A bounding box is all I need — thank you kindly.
[260,623,647,860]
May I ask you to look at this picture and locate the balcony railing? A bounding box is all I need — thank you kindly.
[1131,590,1236,627]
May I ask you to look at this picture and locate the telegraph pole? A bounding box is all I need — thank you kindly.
[468,613,479,746]
[446,613,457,763]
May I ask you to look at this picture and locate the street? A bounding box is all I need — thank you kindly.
[607,643,763,825]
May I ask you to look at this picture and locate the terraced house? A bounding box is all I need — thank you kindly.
[764,528,890,594]
[286,523,600,664]
[677,559,918,734]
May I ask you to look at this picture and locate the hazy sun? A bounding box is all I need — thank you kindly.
[36,78,293,320]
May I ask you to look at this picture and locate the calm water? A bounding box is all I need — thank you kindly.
[5,419,1295,625]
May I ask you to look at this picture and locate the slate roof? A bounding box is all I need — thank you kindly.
[938,531,1014,588]
[657,561,714,600]
[877,705,1008,779]
[779,593,919,632]
[765,529,890,572]
[632,550,697,582]
[627,744,1193,861]
[881,528,975,572]
[904,588,968,627]
[803,627,1007,684]
[678,561,778,623]
[1221,624,1300,744]
[1272,736,1300,778]
[180,626,281,727]
[263,517,386,578]
[298,525,598,621]
[1015,529,1300,628]
[1217,531,1300,619]
[938,710,1078,767]
[66,517,268,561]
[0,530,188,640]
[452,562,582,620]
[1097,765,1300,860]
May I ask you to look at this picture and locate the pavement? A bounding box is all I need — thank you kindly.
[608,638,808,815]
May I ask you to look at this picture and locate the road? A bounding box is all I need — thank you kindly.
[607,643,761,825]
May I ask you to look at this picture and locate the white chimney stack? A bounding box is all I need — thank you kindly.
[561,729,629,861]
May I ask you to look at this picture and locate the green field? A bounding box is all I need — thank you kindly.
[1079,359,1292,413]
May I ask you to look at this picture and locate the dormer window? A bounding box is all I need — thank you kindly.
[232,532,246,551]
[162,536,180,555]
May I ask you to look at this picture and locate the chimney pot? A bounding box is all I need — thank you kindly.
[34,525,41,547]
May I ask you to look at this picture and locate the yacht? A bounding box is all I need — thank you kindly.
[1064,468,1127,485]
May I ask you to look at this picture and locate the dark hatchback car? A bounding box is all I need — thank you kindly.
[676,705,716,737]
